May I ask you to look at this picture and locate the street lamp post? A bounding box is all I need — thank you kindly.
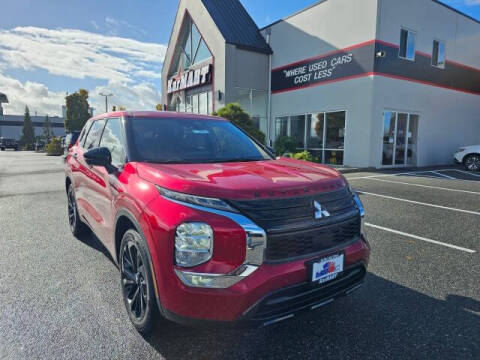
[99,93,113,113]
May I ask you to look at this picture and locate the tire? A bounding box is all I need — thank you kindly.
[1,148,5,151]
[119,229,159,334]
[67,185,89,237]
[464,154,480,172]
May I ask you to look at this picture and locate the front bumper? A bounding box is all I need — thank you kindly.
[454,151,465,164]
[161,237,370,326]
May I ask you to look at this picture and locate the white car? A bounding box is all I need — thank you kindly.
[454,145,480,172]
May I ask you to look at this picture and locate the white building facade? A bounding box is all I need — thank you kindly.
[162,0,480,168]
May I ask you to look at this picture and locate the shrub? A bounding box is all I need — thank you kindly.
[293,151,316,162]
[274,136,297,156]
[46,137,63,156]
[213,103,266,144]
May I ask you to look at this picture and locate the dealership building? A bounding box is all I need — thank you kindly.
[0,94,65,140]
[162,0,480,168]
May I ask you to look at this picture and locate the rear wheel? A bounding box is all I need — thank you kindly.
[464,154,480,172]
[119,229,159,334]
[67,185,89,237]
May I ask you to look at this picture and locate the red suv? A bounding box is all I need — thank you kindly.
[65,111,369,333]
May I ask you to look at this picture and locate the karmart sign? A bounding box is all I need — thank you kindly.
[167,64,212,94]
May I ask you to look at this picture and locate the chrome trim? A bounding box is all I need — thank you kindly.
[164,197,267,288]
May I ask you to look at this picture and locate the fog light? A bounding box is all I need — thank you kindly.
[175,223,213,267]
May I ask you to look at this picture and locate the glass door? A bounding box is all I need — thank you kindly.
[382,111,419,167]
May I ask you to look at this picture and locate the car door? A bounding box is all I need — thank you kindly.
[73,119,107,234]
[69,121,91,192]
[88,117,127,252]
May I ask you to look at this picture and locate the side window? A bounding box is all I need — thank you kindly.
[99,118,126,166]
[432,40,445,69]
[399,28,416,61]
[83,119,106,150]
[77,122,91,147]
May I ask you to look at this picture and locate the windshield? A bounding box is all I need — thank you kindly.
[126,117,272,164]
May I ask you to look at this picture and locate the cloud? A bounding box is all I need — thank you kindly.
[0,73,66,116]
[90,20,99,30]
[466,0,480,5]
[0,26,166,116]
[0,26,166,83]
[105,17,148,37]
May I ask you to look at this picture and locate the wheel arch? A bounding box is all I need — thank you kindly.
[114,208,165,315]
[463,152,480,163]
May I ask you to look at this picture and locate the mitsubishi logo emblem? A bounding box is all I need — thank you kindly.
[313,201,330,219]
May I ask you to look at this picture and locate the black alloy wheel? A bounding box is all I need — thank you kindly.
[465,154,480,172]
[67,185,88,237]
[119,229,158,334]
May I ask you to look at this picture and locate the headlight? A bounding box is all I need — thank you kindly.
[175,222,213,267]
[349,186,366,235]
[157,186,238,213]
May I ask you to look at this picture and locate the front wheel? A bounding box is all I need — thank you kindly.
[119,229,159,334]
[464,154,480,172]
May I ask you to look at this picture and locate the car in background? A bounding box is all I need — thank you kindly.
[63,131,81,155]
[0,138,19,151]
[454,145,480,172]
[65,111,369,334]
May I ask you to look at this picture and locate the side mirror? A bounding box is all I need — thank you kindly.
[84,147,114,171]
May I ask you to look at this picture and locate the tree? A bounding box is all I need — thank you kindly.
[118,106,126,111]
[274,136,297,156]
[112,105,117,112]
[65,89,90,132]
[213,103,266,144]
[43,115,52,140]
[21,106,35,150]
[156,103,164,111]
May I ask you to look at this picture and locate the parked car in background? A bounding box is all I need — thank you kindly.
[0,138,19,151]
[454,145,480,172]
[65,111,369,334]
[63,131,81,155]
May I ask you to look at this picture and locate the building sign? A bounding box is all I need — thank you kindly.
[271,43,375,94]
[167,64,212,94]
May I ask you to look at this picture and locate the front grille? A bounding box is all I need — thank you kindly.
[265,216,361,261]
[246,264,366,322]
[229,187,356,233]
[229,187,361,262]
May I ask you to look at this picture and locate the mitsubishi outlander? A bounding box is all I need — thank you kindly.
[65,111,370,333]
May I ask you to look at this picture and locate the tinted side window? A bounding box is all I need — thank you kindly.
[99,118,126,166]
[83,119,106,150]
[79,121,93,147]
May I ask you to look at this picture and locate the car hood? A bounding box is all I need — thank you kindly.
[135,158,347,200]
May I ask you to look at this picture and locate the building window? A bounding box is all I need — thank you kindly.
[176,91,212,115]
[275,111,346,165]
[399,28,416,61]
[432,40,445,69]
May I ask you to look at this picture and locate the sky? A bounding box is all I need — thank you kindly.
[0,0,479,117]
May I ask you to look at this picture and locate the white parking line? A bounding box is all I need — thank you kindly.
[446,169,480,178]
[431,171,457,180]
[358,191,480,216]
[363,178,480,195]
[347,171,427,181]
[365,223,476,253]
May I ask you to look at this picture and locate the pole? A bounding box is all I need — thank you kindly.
[99,93,113,113]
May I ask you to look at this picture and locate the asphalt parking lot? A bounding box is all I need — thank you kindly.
[1,151,479,359]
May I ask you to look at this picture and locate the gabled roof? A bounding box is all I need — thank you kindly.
[200,0,272,54]
[0,92,8,103]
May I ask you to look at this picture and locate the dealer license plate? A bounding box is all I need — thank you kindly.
[312,254,344,284]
